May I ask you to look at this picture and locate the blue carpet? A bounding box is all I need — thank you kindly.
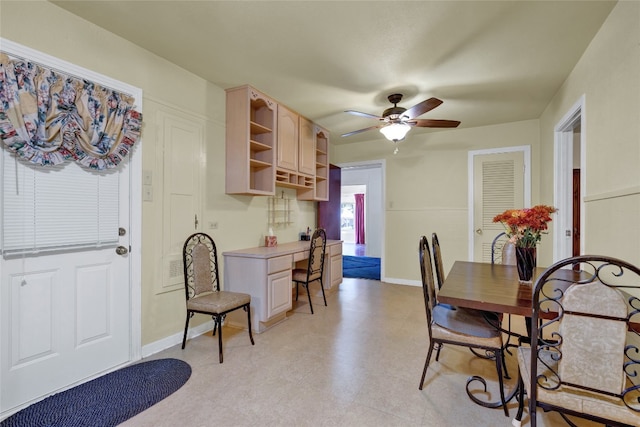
[343,255,381,280]
[1,358,191,427]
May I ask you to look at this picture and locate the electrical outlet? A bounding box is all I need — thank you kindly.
[208,221,218,230]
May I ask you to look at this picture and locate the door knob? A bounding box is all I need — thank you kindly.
[476,228,483,235]
[116,246,129,255]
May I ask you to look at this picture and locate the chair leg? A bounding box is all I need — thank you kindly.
[181,311,191,349]
[305,283,314,314]
[212,315,218,336]
[501,347,510,379]
[495,350,509,417]
[435,343,443,361]
[419,342,435,390]
[245,304,255,345]
[295,281,299,301]
[319,278,327,307]
[514,368,526,426]
[529,388,537,427]
[216,316,224,363]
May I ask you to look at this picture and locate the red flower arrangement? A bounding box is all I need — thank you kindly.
[493,205,558,248]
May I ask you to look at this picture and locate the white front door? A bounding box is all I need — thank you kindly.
[469,147,530,261]
[0,161,132,414]
[0,40,140,417]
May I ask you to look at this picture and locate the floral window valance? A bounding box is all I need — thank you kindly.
[0,52,142,170]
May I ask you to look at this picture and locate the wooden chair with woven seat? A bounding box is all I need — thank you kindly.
[418,235,509,417]
[513,255,640,427]
[292,228,327,314]
[181,232,254,363]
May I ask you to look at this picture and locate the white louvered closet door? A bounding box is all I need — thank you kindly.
[472,151,525,262]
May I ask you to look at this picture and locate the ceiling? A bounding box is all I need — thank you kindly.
[50,0,616,147]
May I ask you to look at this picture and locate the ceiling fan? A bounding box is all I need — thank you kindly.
[342,94,460,153]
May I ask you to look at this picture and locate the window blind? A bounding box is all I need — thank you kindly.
[1,150,119,255]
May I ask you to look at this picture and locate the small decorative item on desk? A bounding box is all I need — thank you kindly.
[299,226,311,241]
[265,228,277,247]
[493,205,557,284]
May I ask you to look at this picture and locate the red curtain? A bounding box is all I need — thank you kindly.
[355,193,365,244]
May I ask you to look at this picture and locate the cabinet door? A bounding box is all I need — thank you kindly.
[277,105,298,172]
[298,116,315,176]
[267,269,293,319]
[330,255,343,288]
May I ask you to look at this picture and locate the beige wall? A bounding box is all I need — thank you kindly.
[334,120,541,281]
[0,1,316,346]
[333,1,639,280]
[1,0,637,347]
[538,1,640,265]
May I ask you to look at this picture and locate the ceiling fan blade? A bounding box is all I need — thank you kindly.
[403,97,443,119]
[341,125,381,137]
[409,119,461,128]
[344,110,383,120]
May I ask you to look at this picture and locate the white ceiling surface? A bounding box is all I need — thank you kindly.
[51,1,615,146]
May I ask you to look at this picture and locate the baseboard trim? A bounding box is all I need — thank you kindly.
[141,320,214,358]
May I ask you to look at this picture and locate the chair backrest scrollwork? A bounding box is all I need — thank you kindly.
[183,233,220,300]
[419,236,437,328]
[529,255,640,417]
[306,228,327,281]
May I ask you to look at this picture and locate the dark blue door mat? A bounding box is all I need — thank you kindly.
[1,358,191,427]
[343,256,381,280]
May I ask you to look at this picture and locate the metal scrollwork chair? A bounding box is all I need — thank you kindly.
[182,232,254,363]
[434,232,509,376]
[513,255,640,427]
[491,231,514,264]
[431,233,448,291]
[292,228,327,314]
[418,236,509,416]
[431,233,457,313]
[491,232,519,352]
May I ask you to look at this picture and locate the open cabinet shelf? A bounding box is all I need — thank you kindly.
[226,85,276,195]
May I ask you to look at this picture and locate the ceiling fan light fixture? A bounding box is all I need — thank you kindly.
[380,123,411,142]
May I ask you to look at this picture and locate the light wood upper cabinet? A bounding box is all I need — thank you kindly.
[299,125,330,201]
[276,105,298,172]
[275,107,314,193]
[314,126,330,201]
[298,116,315,176]
[225,85,329,200]
[225,85,276,195]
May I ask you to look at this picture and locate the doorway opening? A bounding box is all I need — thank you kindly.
[553,96,585,261]
[341,185,366,256]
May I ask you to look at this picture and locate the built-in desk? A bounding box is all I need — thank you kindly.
[223,240,342,333]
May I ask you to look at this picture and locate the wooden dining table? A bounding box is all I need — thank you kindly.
[437,260,580,318]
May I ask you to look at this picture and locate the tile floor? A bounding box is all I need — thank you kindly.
[342,243,367,257]
[124,278,586,426]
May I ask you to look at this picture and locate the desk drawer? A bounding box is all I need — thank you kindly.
[293,250,309,262]
[268,255,292,274]
[330,243,342,256]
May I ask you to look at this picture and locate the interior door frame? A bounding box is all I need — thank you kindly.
[468,146,531,260]
[553,95,586,261]
[336,159,386,277]
[0,39,143,362]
